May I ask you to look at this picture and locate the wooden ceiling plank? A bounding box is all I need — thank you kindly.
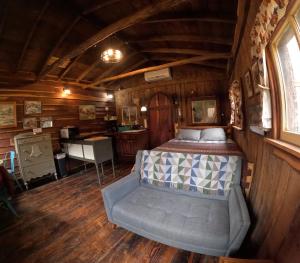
[141,48,228,56]
[58,53,85,80]
[83,0,122,15]
[42,0,188,77]
[37,16,81,79]
[94,58,149,90]
[0,0,8,40]
[128,34,232,46]
[85,53,231,87]
[16,0,50,71]
[142,16,236,25]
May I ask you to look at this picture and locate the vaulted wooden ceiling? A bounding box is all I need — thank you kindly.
[0,0,239,89]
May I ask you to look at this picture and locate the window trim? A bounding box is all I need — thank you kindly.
[270,1,300,147]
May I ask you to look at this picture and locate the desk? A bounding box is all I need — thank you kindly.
[62,136,115,185]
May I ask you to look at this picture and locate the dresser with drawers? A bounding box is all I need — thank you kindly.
[14,132,57,189]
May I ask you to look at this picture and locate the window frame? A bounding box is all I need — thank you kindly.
[271,1,300,147]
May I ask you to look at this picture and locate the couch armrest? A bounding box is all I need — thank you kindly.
[101,173,140,222]
[227,185,250,255]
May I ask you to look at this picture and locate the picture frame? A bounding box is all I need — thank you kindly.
[122,106,137,125]
[23,117,38,129]
[79,105,96,120]
[0,102,17,128]
[243,70,253,98]
[190,98,218,124]
[24,101,42,115]
[40,116,53,128]
[251,61,262,94]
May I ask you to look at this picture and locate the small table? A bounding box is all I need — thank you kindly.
[219,257,273,263]
[62,136,115,185]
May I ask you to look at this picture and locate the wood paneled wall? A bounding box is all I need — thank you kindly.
[231,1,300,262]
[114,65,229,126]
[0,83,115,156]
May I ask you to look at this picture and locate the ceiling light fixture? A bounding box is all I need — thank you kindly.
[101,48,123,63]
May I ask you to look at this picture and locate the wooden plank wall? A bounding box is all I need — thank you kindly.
[114,65,229,126]
[231,1,300,262]
[0,82,115,156]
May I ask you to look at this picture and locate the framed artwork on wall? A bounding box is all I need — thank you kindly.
[24,101,42,115]
[79,105,96,120]
[0,102,17,128]
[243,70,253,98]
[23,117,38,129]
[251,61,262,94]
[122,106,137,124]
[190,98,218,124]
[40,117,53,128]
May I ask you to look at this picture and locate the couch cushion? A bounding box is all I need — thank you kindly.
[112,186,229,250]
[141,150,240,196]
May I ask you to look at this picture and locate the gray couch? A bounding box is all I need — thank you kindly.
[102,151,250,256]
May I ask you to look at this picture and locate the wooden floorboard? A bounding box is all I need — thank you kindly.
[0,163,218,263]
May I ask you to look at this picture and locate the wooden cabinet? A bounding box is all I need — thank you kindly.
[14,132,57,189]
[116,130,149,162]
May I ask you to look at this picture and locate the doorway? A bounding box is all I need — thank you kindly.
[148,93,174,148]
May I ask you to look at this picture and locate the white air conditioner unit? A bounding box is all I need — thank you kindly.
[144,68,172,82]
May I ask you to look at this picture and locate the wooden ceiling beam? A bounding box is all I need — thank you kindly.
[16,0,49,71]
[58,53,85,80]
[141,48,228,56]
[0,0,8,40]
[82,0,122,15]
[142,16,236,25]
[128,34,232,46]
[37,16,81,79]
[84,53,231,87]
[42,0,188,77]
[150,56,227,69]
[97,59,150,90]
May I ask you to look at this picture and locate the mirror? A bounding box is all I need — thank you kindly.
[190,98,219,124]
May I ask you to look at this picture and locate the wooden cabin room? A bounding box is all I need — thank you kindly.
[0,0,299,262]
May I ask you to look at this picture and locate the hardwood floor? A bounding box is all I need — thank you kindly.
[0,164,218,263]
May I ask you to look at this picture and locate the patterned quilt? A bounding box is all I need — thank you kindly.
[140,150,241,196]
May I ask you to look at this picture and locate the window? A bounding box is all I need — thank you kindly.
[272,3,300,147]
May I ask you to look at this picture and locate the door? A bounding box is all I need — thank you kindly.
[148,93,173,148]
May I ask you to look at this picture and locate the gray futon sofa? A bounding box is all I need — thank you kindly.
[102,150,250,256]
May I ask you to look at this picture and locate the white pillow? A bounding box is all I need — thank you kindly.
[176,129,201,141]
[200,128,226,141]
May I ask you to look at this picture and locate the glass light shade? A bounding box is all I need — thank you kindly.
[101,48,123,63]
[141,106,147,112]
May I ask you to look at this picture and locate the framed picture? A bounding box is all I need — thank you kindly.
[23,117,37,129]
[79,105,96,120]
[191,99,218,124]
[0,102,17,128]
[251,61,262,94]
[40,117,53,128]
[243,70,253,98]
[24,101,42,115]
[122,106,137,124]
